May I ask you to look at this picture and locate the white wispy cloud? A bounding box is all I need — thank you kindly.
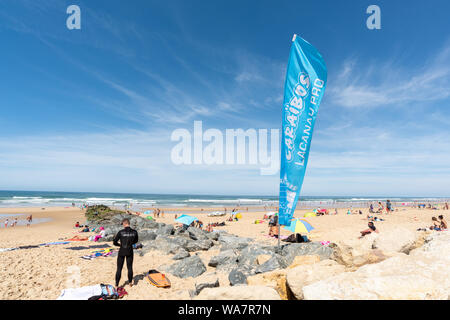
[329,43,450,108]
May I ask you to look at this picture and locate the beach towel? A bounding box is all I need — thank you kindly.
[67,236,88,241]
[39,241,70,247]
[57,284,103,300]
[66,244,111,251]
[81,248,117,260]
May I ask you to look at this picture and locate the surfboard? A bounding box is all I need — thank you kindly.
[146,269,171,288]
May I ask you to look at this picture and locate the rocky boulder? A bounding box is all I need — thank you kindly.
[286,259,346,300]
[165,255,207,279]
[193,274,220,296]
[302,232,450,300]
[172,248,190,260]
[247,269,291,300]
[219,234,252,250]
[156,224,174,236]
[187,227,209,241]
[281,242,334,266]
[228,269,248,286]
[330,234,386,268]
[371,227,418,254]
[139,229,158,241]
[195,286,281,300]
[208,249,239,270]
[185,239,214,252]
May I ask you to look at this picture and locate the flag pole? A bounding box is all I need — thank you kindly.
[277,223,280,249]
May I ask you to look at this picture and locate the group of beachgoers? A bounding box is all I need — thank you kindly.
[152,208,164,218]
[419,215,448,231]
[72,222,107,242]
[416,202,449,210]
[2,215,33,228]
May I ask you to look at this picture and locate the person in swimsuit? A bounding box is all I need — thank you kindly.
[438,215,447,229]
[430,217,441,231]
[359,221,379,238]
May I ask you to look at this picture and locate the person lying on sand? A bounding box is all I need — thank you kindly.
[438,215,447,229]
[430,217,441,231]
[359,221,379,238]
[367,215,384,222]
[282,233,309,243]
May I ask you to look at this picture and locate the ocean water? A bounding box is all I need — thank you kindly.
[0,190,448,209]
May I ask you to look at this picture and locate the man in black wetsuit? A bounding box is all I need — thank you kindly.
[113,218,138,288]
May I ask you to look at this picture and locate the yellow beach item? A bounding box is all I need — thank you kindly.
[304,212,316,218]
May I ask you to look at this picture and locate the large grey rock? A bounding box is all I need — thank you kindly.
[156,224,174,236]
[286,259,346,300]
[194,275,220,296]
[228,269,248,286]
[187,227,209,240]
[139,229,157,241]
[185,239,214,252]
[255,256,284,274]
[237,245,276,268]
[281,242,333,265]
[206,232,220,241]
[208,249,239,269]
[172,248,190,260]
[104,225,121,236]
[149,236,183,254]
[219,234,252,250]
[166,255,207,279]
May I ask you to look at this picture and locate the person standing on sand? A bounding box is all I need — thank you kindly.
[4,219,8,228]
[113,218,138,288]
[13,218,18,227]
[386,200,392,214]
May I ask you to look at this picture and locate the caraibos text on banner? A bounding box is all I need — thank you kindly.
[278,34,327,226]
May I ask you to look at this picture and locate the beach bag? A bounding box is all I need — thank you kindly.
[100,284,119,299]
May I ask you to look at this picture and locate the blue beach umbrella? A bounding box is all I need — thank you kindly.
[175,214,198,226]
[283,219,314,233]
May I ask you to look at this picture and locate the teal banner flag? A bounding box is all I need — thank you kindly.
[278,34,327,226]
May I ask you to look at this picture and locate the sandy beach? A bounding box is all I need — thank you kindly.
[0,204,447,300]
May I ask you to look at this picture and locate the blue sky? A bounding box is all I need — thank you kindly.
[0,0,449,196]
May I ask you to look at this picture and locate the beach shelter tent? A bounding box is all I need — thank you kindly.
[284,219,314,233]
[175,214,198,226]
[235,213,243,219]
[144,210,151,215]
[146,216,154,220]
[304,212,316,218]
